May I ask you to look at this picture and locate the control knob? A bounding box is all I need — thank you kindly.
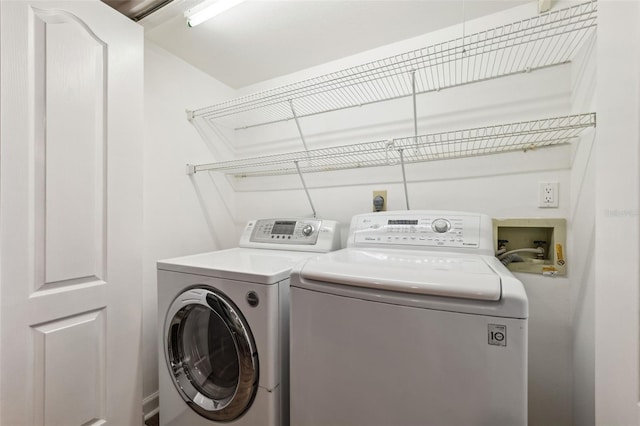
[301,224,314,236]
[431,218,451,233]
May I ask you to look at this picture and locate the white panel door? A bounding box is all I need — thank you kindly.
[0,1,143,425]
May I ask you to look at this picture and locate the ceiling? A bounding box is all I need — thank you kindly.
[111,0,531,89]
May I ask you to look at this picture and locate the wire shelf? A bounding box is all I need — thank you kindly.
[189,113,596,177]
[188,1,597,130]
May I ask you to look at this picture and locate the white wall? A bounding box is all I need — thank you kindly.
[221,4,592,425]
[142,42,237,417]
[595,1,640,424]
[569,31,597,426]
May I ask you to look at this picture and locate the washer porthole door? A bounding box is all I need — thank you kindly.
[165,286,259,422]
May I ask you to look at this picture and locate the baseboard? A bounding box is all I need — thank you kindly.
[143,391,159,420]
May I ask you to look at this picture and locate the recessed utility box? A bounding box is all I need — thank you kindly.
[493,218,566,276]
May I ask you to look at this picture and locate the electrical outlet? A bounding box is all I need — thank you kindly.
[538,182,559,208]
[373,190,387,212]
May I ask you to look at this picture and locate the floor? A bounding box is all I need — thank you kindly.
[145,413,159,426]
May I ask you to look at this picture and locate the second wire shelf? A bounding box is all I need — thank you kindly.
[188,113,596,178]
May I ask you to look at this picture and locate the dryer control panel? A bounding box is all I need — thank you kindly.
[348,211,493,254]
[239,218,342,252]
[251,219,323,244]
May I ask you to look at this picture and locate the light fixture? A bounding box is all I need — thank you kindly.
[184,0,246,27]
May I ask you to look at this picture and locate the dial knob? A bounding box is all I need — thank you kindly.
[431,218,451,233]
[301,224,314,236]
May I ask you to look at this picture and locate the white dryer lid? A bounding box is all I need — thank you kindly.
[299,248,502,301]
[158,248,315,284]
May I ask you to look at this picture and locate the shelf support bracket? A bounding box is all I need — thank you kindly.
[411,72,422,159]
[538,0,551,13]
[294,160,317,218]
[289,100,310,151]
[399,149,410,210]
[412,71,418,137]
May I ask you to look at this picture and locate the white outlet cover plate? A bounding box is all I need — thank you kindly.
[539,182,559,208]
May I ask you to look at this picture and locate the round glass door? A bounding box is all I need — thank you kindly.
[164,286,259,422]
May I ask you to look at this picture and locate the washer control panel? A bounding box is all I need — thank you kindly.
[352,213,481,248]
[250,219,323,245]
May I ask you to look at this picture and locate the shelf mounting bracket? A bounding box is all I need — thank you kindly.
[398,149,410,210]
[412,70,418,137]
[289,100,310,152]
[538,0,551,13]
[294,160,317,218]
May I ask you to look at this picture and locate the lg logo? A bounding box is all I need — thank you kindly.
[488,324,507,347]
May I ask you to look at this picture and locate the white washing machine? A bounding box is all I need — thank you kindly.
[290,211,528,426]
[157,218,340,426]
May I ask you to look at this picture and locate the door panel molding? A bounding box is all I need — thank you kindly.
[32,309,107,426]
[30,7,108,293]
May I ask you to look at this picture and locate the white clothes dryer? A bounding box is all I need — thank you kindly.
[290,211,528,426]
[157,218,340,426]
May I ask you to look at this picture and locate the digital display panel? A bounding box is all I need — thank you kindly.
[271,221,296,235]
[387,220,419,225]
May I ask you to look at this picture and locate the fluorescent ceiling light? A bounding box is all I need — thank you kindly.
[185,0,245,27]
